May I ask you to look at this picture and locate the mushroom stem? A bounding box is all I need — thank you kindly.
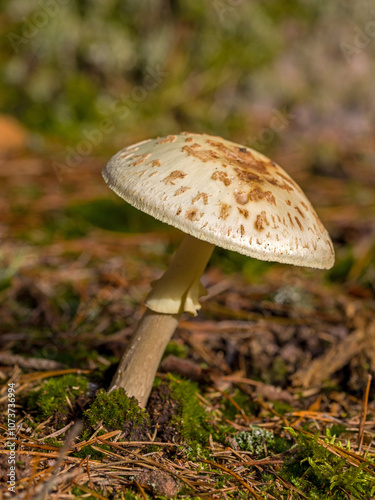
[109,309,180,407]
[145,234,215,316]
[109,235,215,407]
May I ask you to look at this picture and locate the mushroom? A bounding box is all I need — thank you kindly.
[102,132,335,407]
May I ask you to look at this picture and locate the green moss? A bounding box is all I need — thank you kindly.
[27,374,89,422]
[271,357,289,384]
[74,428,112,460]
[43,437,63,448]
[22,418,38,430]
[163,341,188,359]
[221,389,257,421]
[329,424,347,438]
[272,400,294,416]
[72,484,105,499]
[84,388,150,439]
[183,441,210,460]
[167,375,209,446]
[213,423,236,444]
[49,342,100,368]
[282,428,375,499]
[121,492,145,500]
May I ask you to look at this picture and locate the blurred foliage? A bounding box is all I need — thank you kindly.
[66,198,169,233]
[1,0,375,150]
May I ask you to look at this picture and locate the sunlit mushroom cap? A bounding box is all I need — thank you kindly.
[102,133,334,269]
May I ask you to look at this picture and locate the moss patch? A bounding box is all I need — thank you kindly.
[26,374,89,424]
[84,388,150,439]
[148,375,209,452]
[280,428,375,499]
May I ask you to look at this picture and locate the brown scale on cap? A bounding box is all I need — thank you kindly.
[174,186,191,196]
[182,138,301,211]
[234,168,261,183]
[219,203,231,220]
[192,192,210,205]
[162,170,187,185]
[269,178,294,193]
[207,140,270,175]
[103,132,335,270]
[147,159,161,168]
[237,207,249,218]
[295,217,304,231]
[255,211,270,231]
[295,206,305,218]
[302,240,310,249]
[157,135,177,144]
[287,213,295,228]
[248,187,276,206]
[211,171,231,186]
[185,207,202,221]
[270,215,279,230]
[182,145,221,162]
[129,153,152,167]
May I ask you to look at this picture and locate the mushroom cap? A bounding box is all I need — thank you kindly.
[102,133,334,269]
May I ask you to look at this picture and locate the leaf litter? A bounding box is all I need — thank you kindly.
[0,133,375,499]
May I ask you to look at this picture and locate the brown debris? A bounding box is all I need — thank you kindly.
[160,355,203,381]
[0,352,66,371]
[291,326,367,388]
[1,131,375,499]
[136,469,180,497]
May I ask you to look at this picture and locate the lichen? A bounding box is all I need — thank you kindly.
[235,426,276,457]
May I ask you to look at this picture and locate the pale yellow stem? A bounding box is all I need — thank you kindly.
[109,235,215,407]
[145,235,215,316]
[109,310,179,407]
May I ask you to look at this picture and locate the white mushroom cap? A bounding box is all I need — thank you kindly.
[102,133,334,269]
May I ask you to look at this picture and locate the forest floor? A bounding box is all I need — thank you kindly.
[1,118,375,499]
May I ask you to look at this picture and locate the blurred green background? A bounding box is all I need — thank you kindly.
[1,0,374,151]
[1,0,375,294]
